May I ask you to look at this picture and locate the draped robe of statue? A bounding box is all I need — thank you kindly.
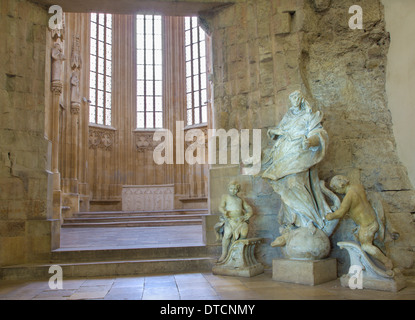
[262,100,337,235]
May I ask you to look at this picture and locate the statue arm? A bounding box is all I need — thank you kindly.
[303,134,321,150]
[242,200,253,221]
[326,193,352,221]
[218,195,228,217]
[267,128,282,139]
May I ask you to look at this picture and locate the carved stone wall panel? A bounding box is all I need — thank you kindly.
[88,126,116,151]
[135,132,159,153]
[122,185,174,211]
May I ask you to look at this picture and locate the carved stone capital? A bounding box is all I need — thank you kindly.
[51,81,63,95]
[71,103,81,114]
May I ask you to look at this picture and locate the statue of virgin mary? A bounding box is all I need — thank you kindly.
[262,91,340,250]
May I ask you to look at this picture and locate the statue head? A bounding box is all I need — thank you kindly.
[289,90,312,113]
[330,175,350,194]
[289,90,302,107]
[228,181,240,195]
[53,41,63,51]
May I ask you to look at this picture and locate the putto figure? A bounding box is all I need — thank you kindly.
[214,181,253,262]
[326,175,394,271]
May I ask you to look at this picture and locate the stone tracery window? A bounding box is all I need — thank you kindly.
[185,17,208,126]
[88,14,209,129]
[89,13,113,126]
[136,14,163,129]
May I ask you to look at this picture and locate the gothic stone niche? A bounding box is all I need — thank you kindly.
[89,127,115,151]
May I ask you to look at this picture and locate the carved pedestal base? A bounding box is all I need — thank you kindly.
[212,238,264,277]
[338,241,406,292]
[272,258,337,286]
[339,273,406,293]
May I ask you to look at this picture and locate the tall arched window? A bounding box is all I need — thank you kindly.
[88,14,209,128]
[89,13,113,126]
[136,14,163,129]
[185,17,208,126]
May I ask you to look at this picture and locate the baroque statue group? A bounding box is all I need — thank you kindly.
[213,90,405,291]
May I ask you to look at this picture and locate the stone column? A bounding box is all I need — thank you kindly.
[163,16,186,198]
[63,33,83,216]
[50,27,65,221]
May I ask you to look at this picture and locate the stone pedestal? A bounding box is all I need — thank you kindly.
[338,241,407,292]
[272,258,337,286]
[212,238,264,277]
[339,272,406,293]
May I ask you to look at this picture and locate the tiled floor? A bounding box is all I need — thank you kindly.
[1,271,415,300]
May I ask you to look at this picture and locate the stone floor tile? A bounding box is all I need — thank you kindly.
[112,277,145,288]
[33,289,76,299]
[68,290,109,300]
[81,278,115,287]
[61,279,87,290]
[142,294,180,300]
[174,273,208,283]
[104,287,143,300]
[250,287,303,300]
[178,286,217,298]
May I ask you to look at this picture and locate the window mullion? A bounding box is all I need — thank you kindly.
[103,15,107,126]
[145,17,147,128]
[152,16,156,129]
[190,21,195,126]
[94,18,99,124]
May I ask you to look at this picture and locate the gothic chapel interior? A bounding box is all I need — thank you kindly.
[1,0,415,299]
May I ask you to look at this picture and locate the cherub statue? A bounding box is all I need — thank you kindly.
[214,181,253,262]
[325,175,394,271]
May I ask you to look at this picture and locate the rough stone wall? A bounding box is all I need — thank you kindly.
[206,0,415,272]
[205,0,314,267]
[0,0,56,267]
[301,0,415,273]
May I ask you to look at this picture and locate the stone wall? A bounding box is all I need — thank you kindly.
[205,0,415,273]
[382,0,415,189]
[0,0,58,267]
[301,0,415,274]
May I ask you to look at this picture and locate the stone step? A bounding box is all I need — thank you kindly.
[61,219,203,228]
[73,208,208,218]
[63,214,204,224]
[0,257,216,281]
[51,245,220,263]
[62,209,207,228]
[0,245,221,280]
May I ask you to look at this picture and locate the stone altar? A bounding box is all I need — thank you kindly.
[122,185,174,211]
